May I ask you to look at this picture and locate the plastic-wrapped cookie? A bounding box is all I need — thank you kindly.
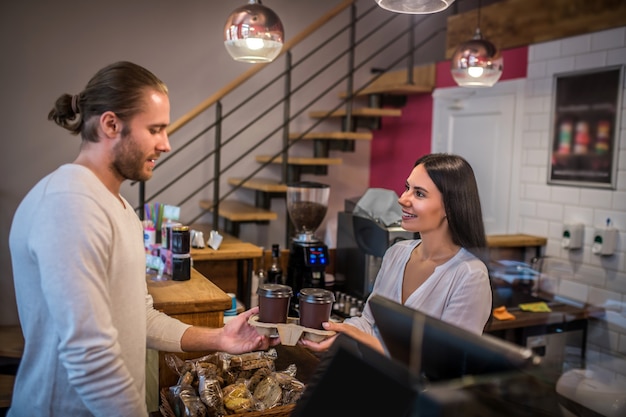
[253,375,283,409]
[222,383,255,413]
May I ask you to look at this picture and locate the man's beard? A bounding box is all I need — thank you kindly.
[112,133,153,182]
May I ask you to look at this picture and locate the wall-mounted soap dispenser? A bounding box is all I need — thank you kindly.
[592,220,618,256]
[562,223,584,250]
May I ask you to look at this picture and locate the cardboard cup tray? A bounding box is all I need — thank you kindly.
[248,315,335,346]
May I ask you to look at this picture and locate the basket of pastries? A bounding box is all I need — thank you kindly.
[159,348,306,417]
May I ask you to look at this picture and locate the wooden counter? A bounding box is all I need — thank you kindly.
[147,268,231,319]
[147,268,232,392]
[485,297,589,373]
[486,234,547,261]
[190,232,262,308]
[486,234,547,248]
[486,301,588,333]
[190,235,262,261]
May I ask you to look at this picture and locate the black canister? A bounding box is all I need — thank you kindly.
[172,254,191,281]
[171,225,190,254]
[298,288,335,330]
[162,221,182,250]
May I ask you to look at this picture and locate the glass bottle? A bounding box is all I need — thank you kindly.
[249,247,265,307]
[266,244,283,284]
[256,247,267,284]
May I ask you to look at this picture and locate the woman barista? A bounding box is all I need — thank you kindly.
[300,153,492,353]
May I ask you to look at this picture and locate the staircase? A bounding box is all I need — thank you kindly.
[202,63,435,240]
[135,0,443,248]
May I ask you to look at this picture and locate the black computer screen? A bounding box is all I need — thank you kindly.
[290,333,419,417]
[369,294,541,382]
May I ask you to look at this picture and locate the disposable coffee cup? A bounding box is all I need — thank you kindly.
[298,288,335,330]
[257,283,293,324]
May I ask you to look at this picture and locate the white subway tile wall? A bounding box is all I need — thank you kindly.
[522,26,626,378]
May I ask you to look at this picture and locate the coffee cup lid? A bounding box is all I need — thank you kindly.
[257,283,293,298]
[299,288,335,304]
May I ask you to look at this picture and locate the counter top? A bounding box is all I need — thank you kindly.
[146,268,231,315]
[190,231,262,261]
[486,300,589,332]
[486,234,547,248]
[188,230,262,308]
[191,242,262,261]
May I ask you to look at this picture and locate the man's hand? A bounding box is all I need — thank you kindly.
[220,307,280,353]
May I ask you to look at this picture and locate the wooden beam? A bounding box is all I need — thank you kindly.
[446,0,626,59]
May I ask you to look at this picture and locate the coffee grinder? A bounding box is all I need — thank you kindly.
[286,182,330,313]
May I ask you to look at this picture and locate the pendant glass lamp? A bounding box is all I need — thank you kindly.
[376,0,455,14]
[450,5,503,87]
[224,0,284,63]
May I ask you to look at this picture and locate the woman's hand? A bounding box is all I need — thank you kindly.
[298,321,385,354]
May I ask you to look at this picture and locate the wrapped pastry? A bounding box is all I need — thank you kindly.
[170,384,207,417]
[197,362,226,417]
[219,349,278,371]
[273,371,305,405]
[222,382,262,414]
[252,374,283,409]
[247,367,272,392]
[166,354,195,379]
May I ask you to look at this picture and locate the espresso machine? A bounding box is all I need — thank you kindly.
[285,182,330,313]
[336,190,418,299]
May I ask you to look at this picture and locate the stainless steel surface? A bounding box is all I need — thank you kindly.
[336,211,416,299]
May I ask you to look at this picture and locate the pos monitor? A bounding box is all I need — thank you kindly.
[291,296,549,417]
[368,294,541,382]
[289,333,420,417]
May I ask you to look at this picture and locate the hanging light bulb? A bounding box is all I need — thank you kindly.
[450,4,503,87]
[224,0,284,63]
[376,0,455,14]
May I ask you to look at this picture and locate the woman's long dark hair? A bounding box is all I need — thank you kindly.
[415,153,487,250]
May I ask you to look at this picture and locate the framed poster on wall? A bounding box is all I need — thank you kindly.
[547,65,623,189]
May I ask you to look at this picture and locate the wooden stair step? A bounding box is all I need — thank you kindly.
[255,155,342,165]
[199,200,277,222]
[348,84,432,96]
[308,107,402,119]
[289,131,373,141]
[339,63,436,98]
[228,177,288,193]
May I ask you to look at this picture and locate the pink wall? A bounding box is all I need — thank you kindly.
[369,93,433,195]
[369,46,529,192]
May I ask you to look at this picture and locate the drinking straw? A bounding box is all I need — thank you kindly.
[144,203,151,222]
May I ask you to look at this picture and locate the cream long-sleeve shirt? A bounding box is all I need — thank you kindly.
[9,164,190,417]
[344,239,492,336]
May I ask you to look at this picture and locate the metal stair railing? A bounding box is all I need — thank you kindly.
[133,0,445,240]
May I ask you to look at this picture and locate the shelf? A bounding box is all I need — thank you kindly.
[339,63,436,98]
[199,200,277,222]
[289,131,373,141]
[255,155,342,166]
[486,234,547,248]
[227,177,287,193]
[308,107,402,119]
